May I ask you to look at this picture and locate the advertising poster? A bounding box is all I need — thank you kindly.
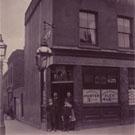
[83,89,100,104]
[128,88,135,105]
[102,89,118,103]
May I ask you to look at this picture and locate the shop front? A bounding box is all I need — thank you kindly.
[82,66,121,123]
[46,65,123,129]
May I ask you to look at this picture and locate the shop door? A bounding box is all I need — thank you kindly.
[52,83,73,107]
[51,83,73,130]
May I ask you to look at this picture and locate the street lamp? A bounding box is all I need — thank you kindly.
[35,21,53,71]
[35,21,53,129]
[0,34,7,135]
[35,42,52,71]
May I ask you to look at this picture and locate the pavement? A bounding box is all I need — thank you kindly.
[5,119,135,135]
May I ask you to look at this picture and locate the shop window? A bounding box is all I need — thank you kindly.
[117,17,132,48]
[128,68,135,105]
[128,68,135,89]
[95,75,107,85]
[51,66,73,82]
[82,67,118,104]
[83,70,94,89]
[107,74,117,84]
[79,11,97,45]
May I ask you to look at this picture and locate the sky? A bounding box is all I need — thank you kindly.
[1,0,31,72]
[1,0,31,59]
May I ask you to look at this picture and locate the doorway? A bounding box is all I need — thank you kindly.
[51,83,74,130]
[51,83,73,107]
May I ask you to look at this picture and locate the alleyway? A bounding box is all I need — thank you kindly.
[5,120,135,135]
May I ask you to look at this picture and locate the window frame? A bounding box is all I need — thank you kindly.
[79,10,98,47]
[128,68,135,106]
[82,67,119,105]
[117,16,133,49]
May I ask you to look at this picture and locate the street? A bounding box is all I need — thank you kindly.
[5,120,135,135]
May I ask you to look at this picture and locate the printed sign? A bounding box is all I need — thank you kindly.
[128,88,135,105]
[102,89,118,103]
[83,89,100,104]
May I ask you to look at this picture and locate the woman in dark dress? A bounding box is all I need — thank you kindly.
[52,92,60,130]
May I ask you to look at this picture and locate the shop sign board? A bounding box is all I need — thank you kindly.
[102,89,118,103]
[83,89,100,104]
[128,88,135,105]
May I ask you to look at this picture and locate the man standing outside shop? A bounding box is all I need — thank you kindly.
[52,92,60,130]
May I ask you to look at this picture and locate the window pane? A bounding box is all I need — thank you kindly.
[79,12,87,27]
[83,72,94,84]
[124,19,130,33]
[118,33,124,47]
[80,28,87,42]
[80,28,92,43]
[88,29,96,45]
[80,11,97,45]
[88,14,96,29]
[118,18,124,32]
[124,34,130,48]
[128,69,135,88]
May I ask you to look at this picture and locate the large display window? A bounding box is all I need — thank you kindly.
[82,67,119,104]
[128,68,135,106]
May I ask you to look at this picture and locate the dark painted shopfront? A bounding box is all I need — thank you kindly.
[50,65,120,119]
[40,62,135,129]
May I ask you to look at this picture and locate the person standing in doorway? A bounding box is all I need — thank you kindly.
[66,92,73,105]
[61,98,72,131]
[53,92,60,130]
[66,91,76,130]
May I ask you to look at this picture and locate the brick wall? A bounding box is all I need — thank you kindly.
[24,0,53,128]
[53,0,135,49]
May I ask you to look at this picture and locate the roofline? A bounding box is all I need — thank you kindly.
[25,0,42,25]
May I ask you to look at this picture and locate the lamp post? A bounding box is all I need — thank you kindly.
[35,43,52,129]
[35,21,53,71]
[0,34,7,135]
[35,42,52,71]
[35,21,53,129]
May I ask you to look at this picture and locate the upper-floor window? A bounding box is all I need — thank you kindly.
[117,17,132,48]
[79,11,97,46]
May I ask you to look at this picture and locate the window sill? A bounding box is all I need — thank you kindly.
[79,43,100,50]
[51,80,74,84]
[117,48,135,54]
[83,104,120,107]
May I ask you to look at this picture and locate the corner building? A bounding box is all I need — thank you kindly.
[24,0,135,130]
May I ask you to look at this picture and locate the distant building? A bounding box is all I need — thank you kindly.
[3,49,24,120]
[24,0,135,130]
[3,71,8,114]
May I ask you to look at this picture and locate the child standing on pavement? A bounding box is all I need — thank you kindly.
[61,98,72,131]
